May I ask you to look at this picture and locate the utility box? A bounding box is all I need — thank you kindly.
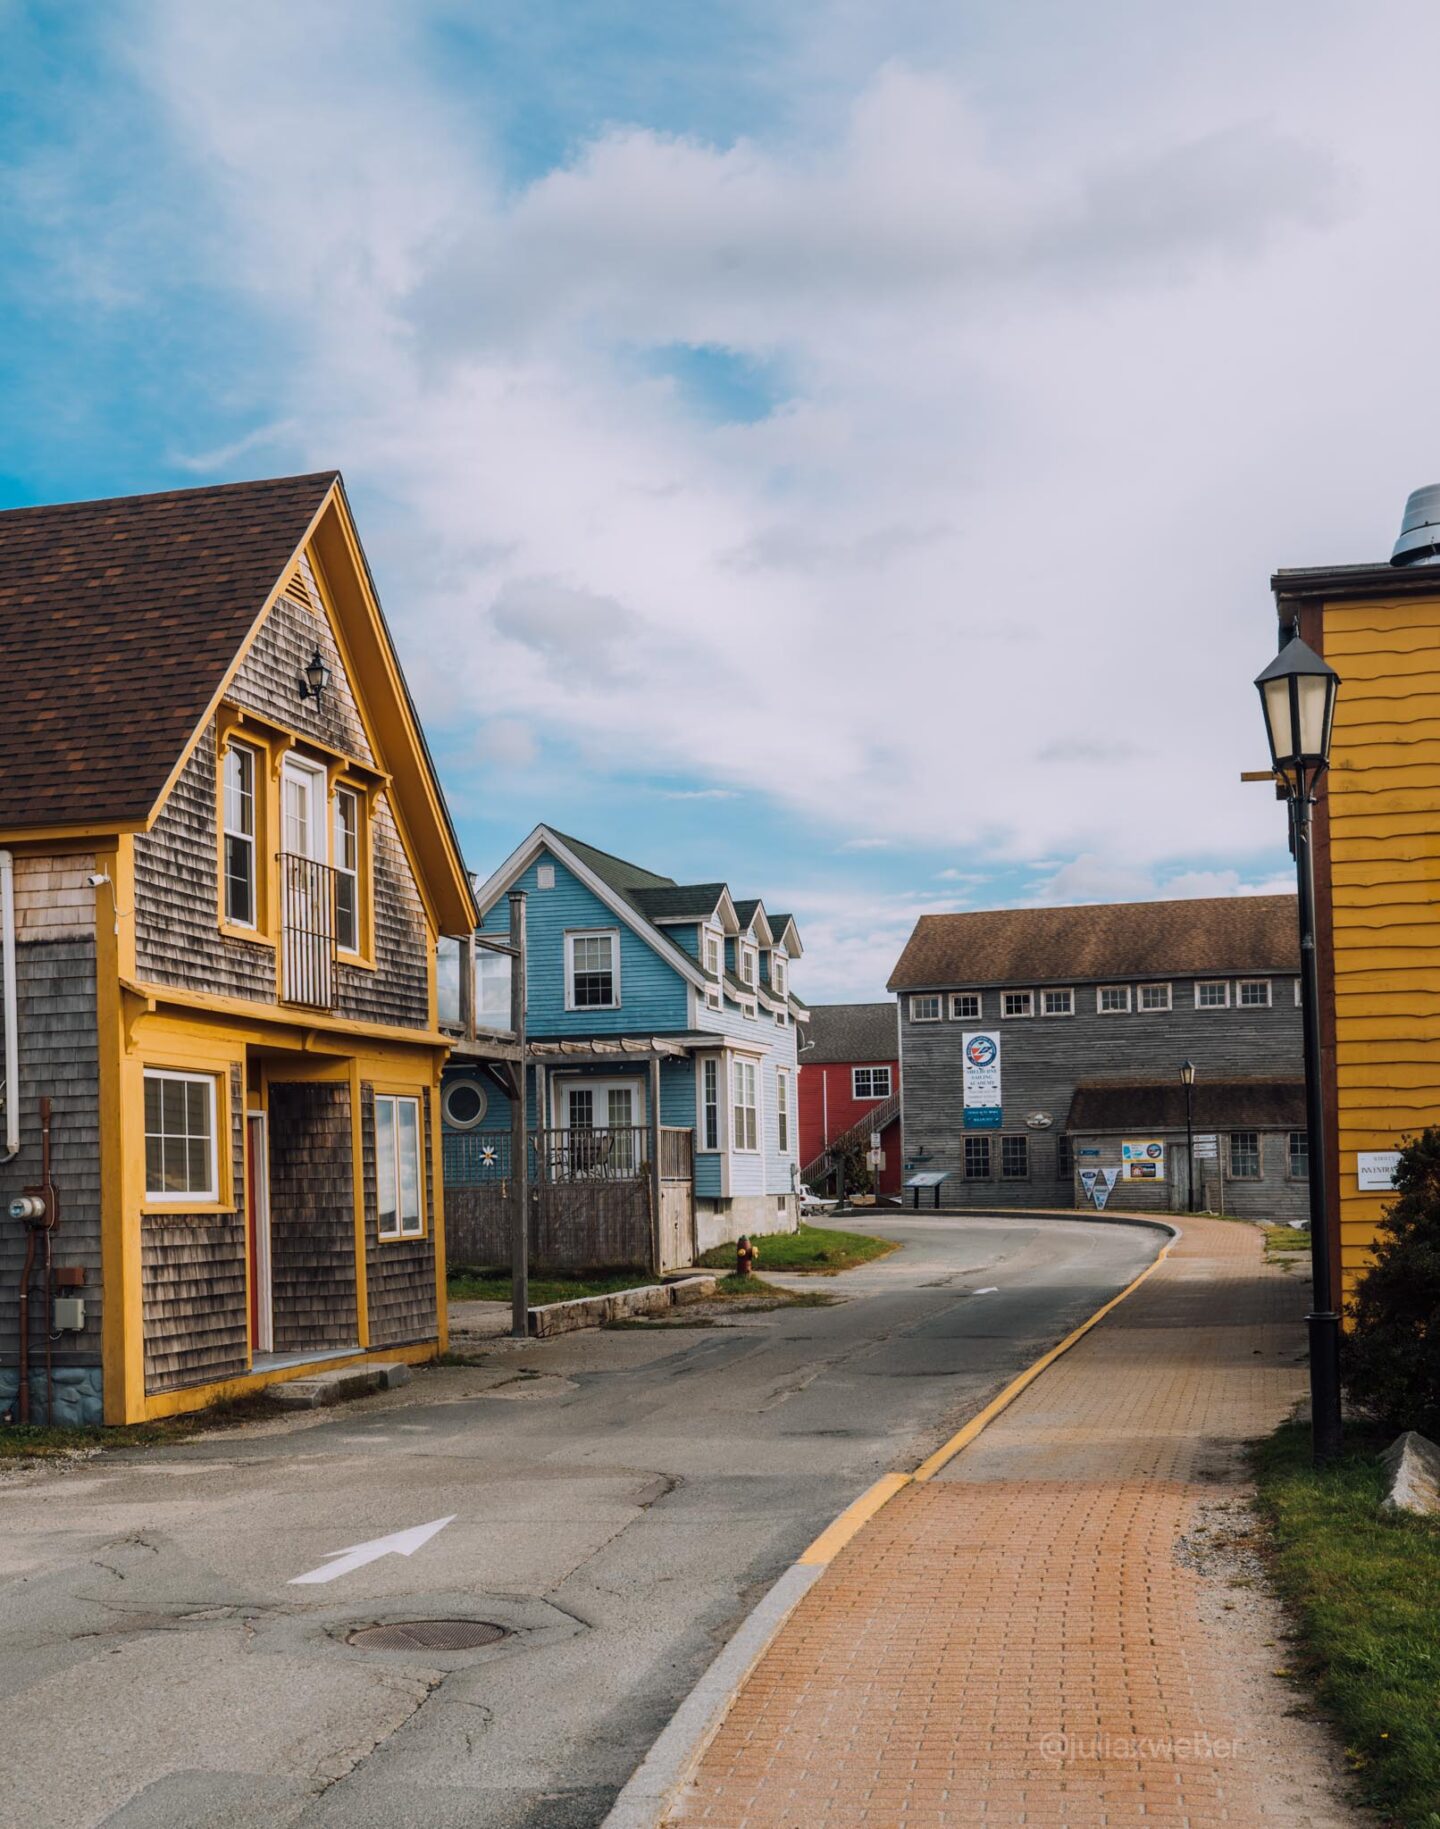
[53,1296,86,1332]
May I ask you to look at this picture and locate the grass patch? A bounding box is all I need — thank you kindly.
[1252,1419,1440,1827]
[696,1222,899,1276]
[448,1267,652,1306]
[0,1396,273,1467]
[604,1274,837,1328]
[1263,1224,1310,1262]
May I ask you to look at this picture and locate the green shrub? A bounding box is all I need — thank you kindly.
[1343,1127,1440,1436]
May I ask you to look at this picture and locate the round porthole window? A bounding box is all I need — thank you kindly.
[442,1078,488,1130]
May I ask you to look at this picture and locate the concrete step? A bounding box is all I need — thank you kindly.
[265,1361,412,1409]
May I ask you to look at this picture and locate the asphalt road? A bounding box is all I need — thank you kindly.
[0,1213,1160,1829]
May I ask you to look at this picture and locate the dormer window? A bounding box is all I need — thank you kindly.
[771,956,786,995]
[704,930,721,976]
[739,944,757,986]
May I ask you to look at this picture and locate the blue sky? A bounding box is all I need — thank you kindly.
[4,1,1440,996]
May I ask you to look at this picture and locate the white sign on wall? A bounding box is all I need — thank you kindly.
[1357,1150,1401,1192]
[962,1031,1002,1130]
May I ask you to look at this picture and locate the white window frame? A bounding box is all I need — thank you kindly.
[333,785,361,955]
[700,1057,722,1152]
[910,995,941,1022]
[375,1092,425,1238]
[951,992,981,1020]
[1294,978,1302,1006]
[703,929,722,977]
[143,1068,219,1204]
[1237,978,1272,1008]
[732,1058,759,1152]
[565,928,621,1010]
[221,740,258,930]
[1138,982,1172,1012]
[771,955,786,995]
[1001,990,1033,1019]
[739,943,758,987]
[1195,980,1230,1010]
[777,1069,791,1154]
[1096,985,1131,1014]
[1041,988,1074,1017]
[852,1065,893,1101]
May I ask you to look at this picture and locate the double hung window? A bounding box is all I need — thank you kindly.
[1238,978,1271,1008]
[852,1066,892,1100]
[1139,983,1171,1011]
[1196,981,1229,1009]
[568,931,619,1008]
[144,1069,219,1202]
[1002,990,1033,1019]
[1042,989,1073,1017]
[375,1094,424,1237]
[702,1059,720,1151]
[952,992,981,1020]
[964,1135,991,1179]
[334,787,360,954]
[1229,1131,1261,1179]
[1097,985,1131,1013]
[1001,1135,1029,1179]
[910,995,941,1021]
[222,742,257,927]
[777,1072,790,1152]
[1288,1130,1309,1179]
[732,1059,759,1151]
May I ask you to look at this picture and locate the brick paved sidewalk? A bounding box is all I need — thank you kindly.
[675,1217,1355,1828]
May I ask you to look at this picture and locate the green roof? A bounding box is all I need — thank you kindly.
[631,883,728,921]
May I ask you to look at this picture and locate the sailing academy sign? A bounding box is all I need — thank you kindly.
[962,1031,1002,1130]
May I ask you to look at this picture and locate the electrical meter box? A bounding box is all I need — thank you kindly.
[52,1296,86,1332]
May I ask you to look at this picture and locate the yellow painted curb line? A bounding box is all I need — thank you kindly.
[795,1224,1178,1565]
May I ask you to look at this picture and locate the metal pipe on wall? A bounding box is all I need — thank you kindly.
[1,849,18,1160]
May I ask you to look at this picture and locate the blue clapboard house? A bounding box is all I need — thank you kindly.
[438,826,806,1271]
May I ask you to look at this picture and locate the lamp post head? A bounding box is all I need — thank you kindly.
[1180,1059,1196,1087]
[1255,636,1339,792]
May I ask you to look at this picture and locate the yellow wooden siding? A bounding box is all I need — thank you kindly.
[1325,591,1440,1307]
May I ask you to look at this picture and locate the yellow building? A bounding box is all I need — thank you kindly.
[1273,506,1440,1311]
[0,473,477,1423]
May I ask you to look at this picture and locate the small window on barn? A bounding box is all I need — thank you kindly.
[1138,983,1171,1012]
[1196,980,1230,1009]
[1042,989,1073,1017]
[853,1066,892,1100]
[964,1135,992,1179]
[910,995,941,1022]
[1000,1135,1029,1179]
[1097,985,1131,1014]
[1238,978,1271,1008]
[951,992,981,1020]
[1229,1131,1261,1179]
[1288,1131,1309,1180]
[1002,990,1033,1019]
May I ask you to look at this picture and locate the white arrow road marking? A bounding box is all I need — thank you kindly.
[289,1515,456,1586]
[973,1286,999,1295]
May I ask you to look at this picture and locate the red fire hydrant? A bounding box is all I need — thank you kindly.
[735,1234,759,1278]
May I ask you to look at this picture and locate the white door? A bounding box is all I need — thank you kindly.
[563,1080,640,1177]
[280,759,333,1004]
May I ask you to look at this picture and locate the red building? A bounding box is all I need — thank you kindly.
[798,1003,901,1197]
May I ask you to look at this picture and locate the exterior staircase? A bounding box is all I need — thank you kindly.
[801,1088,901,1187]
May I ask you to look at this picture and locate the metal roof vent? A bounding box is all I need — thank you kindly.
[1391,485,1440,565]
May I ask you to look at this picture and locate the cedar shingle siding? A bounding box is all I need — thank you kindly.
[268,1082,358,1353]
[141,1066,248,1395]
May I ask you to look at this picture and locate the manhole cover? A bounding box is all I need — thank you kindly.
[348,1619,508,1652]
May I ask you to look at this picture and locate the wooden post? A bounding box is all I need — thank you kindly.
[508,891,528,1338]
[460,931,476,1041]
[648,1056,663,1274]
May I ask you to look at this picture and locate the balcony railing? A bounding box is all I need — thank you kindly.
[437,934,514,1040]
[536,1125,646,1183]
[280,852,338,1010]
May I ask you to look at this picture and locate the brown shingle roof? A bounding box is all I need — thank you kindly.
[801,1003,898,1065]
[1067,1077,1305,1132]
[0,472,337,829]
[888,895,1298,991]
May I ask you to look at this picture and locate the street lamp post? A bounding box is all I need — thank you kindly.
[1180,1060,1196,1213]
[1255,635,1343,1464]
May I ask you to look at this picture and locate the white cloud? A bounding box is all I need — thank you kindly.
[838,837,893,852]
[658,787,738,801]
[1028,854,1294,907]
[127,0,1440,886]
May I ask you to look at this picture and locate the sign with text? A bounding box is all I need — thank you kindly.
[1192,1133,1219,1160]
[1122,1138,1166,1181]
[1092,1180,1112,1210]
[961,1031,1002,1130]
[1357,1150,1401,1192]
[1080,1169,1099,1195]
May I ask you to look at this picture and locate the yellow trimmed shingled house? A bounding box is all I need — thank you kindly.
[0,473,476,1423]
[1273,528,1440,1313]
